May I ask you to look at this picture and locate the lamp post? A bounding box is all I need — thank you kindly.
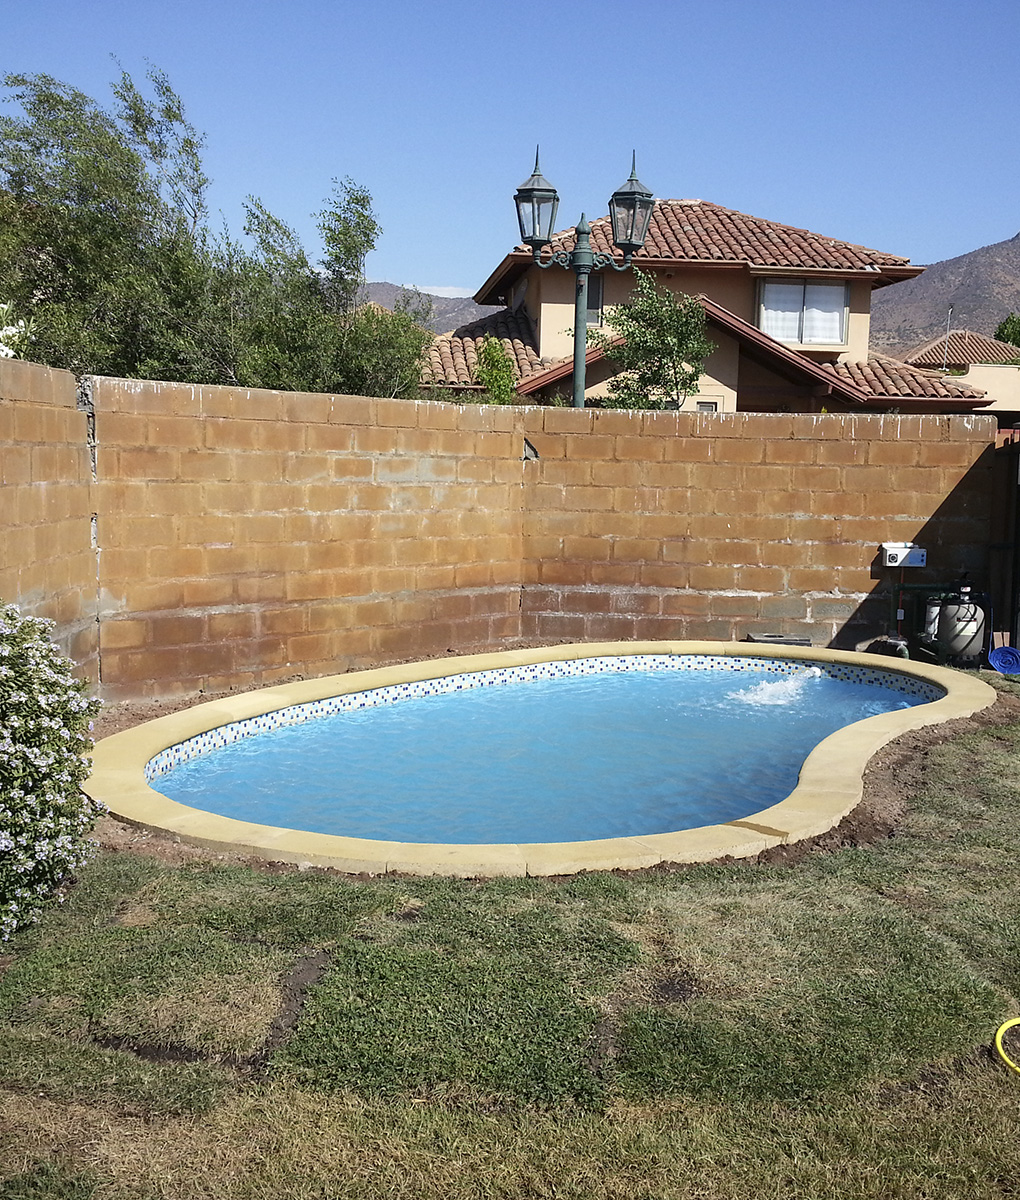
[514,151,655,408]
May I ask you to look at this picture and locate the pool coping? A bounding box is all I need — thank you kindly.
[86,641,997,877]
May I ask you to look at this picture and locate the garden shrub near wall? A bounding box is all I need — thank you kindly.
[0,604,102,940]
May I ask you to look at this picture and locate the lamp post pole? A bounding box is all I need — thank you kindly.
[514,152,655,408]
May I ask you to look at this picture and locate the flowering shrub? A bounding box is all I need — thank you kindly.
[0,603,103,940]
[0,301,33,359]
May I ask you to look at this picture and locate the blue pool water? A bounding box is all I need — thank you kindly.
[154,663,929,844]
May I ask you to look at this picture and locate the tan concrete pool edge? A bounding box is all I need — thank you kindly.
[86,641,997,877]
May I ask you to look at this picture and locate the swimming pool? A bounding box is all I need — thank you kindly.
[87,641,996,876]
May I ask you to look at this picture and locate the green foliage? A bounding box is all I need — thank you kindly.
[0,70,432,396]
[995,311,1020,351]
[0,604,102,941]
[473,333,518,404]
[276,943,605,1105]
[589,269,715,408]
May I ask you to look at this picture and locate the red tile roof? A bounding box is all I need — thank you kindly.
[819,354,987,402]
[475,200,923,305]
[903,329,1020,369]
[422,308,543,389]
[552,200,914,270]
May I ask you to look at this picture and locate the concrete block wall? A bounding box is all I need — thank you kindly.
[0,359,98,679]
[91,378,525,699]
[1,358,999,700]
[518,408,997,648]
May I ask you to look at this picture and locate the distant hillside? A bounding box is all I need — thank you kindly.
[361,283,502,335]
[870,232,1020,356]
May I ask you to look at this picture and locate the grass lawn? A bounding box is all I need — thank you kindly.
[1,675,1019,1199]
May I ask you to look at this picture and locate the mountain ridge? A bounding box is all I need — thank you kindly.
[361,282,501,335]
[869,231,1020,356]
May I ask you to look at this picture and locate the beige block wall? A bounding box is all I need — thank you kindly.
[91,379,526,699]
[1,359,1000,700]
[518,407,996,648]
[0,359,98,679]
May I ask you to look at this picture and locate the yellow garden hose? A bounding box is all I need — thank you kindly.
[995,1019,1020,1074]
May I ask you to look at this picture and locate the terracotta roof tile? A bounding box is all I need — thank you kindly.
[903,329,1020,369]
[422,308,543,388]
[532,199,913,272]
[819,354,987,401]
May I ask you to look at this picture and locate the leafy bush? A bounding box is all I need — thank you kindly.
[0,604,103,940]
[473,334,518,404]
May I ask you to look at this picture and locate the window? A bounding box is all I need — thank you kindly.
[759,280,848,344]
[696,401,718,412]
[586,273,603,326]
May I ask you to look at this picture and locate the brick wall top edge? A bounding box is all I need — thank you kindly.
[0,358,78,408]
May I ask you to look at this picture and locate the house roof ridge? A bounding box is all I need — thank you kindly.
[903,328,1020,367]
[567,199,914,264]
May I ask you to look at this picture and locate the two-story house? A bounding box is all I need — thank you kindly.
[423,199,987,414]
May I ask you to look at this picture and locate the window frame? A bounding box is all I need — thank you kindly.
[757,278,849,346]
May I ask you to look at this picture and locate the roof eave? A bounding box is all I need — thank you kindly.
[473,253,533,306]
[476,256,923,306]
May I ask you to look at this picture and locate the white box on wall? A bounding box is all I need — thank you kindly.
[880,542,927,568]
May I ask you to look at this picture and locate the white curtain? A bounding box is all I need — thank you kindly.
[802,284,844,343]
[760,282,803,342]
[761,281,846,344]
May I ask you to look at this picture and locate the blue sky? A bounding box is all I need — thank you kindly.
[4,0,1016,296]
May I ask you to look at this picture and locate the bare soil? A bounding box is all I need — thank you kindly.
[89,673,1020,876]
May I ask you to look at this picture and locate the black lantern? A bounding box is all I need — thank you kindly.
[609,153,654,261]
[514,148,560,252]
[512,152,655,408]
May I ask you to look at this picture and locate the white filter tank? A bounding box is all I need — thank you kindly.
[936,597,985,660]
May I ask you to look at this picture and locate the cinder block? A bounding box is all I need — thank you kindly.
[540,408,595,435]
[733,413,795,440]
[282,393,332,424]
[374,398,418,429]
[763,439,816,465]
[816,440,868,466]
[735,566,787,591]
[616,435,664,462]
[809,490,864,518]
[688,564,739,590]
[714,438,764,464]
[589,410,639,436]
[116,446,181,480]
[204,420,259,451]
[565,433,615,460]
[662,436,712,463]
[639,563,688,589]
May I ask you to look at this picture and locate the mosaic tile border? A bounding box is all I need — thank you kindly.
[145,654,945,781]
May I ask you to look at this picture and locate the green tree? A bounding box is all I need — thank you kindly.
[0,69,432,397]
[0,69,207,378]
[995,313,1020,351]
[473,334,518,404]
[589,269,715,409]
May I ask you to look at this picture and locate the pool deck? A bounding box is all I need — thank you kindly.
[87,641,997,877]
